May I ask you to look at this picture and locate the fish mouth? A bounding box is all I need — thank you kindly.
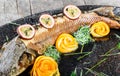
[9,51,36,76]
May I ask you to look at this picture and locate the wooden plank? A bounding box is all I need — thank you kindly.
[0,0,20,26]
[62,0,85,6]
[16,0,31,17]
[30,0,64,14]
[84,0,120,6]
[0,0,6,26]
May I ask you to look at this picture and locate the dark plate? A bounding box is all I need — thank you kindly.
[0,5,120,76]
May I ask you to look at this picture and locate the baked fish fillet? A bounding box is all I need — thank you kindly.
[21,13,120,54]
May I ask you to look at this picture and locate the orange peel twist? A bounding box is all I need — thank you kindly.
[56,33,78,53]
[30,56,60,76]
[90,21,110,37]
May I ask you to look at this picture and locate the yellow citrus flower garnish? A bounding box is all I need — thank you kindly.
[56,33,78,53]
[90,21,110,37]
[30,56,60,76]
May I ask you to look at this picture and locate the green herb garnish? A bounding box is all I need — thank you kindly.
[44,45,61,62]
[99,42,120,57]
[70,68,77,76]
[77,51,93,60]
[85,68,108,76]
[85,58,107,74]
[73,26,93,45]
[5,35,9,42]
[9,22,20,26]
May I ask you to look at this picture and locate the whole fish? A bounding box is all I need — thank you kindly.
[21,13,120,54]
[0,9,120,76]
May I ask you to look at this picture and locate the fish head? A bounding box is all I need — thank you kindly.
[0,37,37,76]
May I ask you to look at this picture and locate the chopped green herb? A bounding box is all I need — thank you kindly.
[73,26,93,45]
[44,45,61,62]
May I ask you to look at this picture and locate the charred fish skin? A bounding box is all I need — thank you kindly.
[113,7,120,21]
[89,6,120,21]
[0,37,36,76]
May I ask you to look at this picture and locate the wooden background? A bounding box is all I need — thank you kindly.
[0,0,120,26]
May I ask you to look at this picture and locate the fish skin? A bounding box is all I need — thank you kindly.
[22,13,120,54]
[0,37,36,76]
[89,6,120,21]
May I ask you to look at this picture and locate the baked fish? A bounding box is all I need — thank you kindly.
[21,13,120,54]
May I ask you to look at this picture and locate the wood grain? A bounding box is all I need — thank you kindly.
[62,0,85,6]
[30,0,64,14]
[0,0,120,26]
[16,0,31,17]
[1,0,20,26]
[84,0,120,6]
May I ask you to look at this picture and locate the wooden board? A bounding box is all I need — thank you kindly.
[0,0,120,26]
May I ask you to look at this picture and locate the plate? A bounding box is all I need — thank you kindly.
[0,5,120,76]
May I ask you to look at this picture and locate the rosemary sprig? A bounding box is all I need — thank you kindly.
[85,68,108,76]
[100,52,120,57]
[64,52,91,56]
[85,58,107,74]
[5,35,9,42]
[70,68,77,76]
[100,42,120,57]
[80,69,83,76]
[9,22,20,26]
[77,51,92,60]
[80,45,84,53]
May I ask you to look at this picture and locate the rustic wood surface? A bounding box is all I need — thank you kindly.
[0,0,120,26]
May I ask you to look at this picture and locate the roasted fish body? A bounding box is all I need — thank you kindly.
[22,13,120,54]
[0,37,36,76]
[89,6,120,21]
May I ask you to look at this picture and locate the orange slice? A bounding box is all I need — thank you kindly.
[56,33,78,53]
[30,56,60,76]
[90,21,110,37]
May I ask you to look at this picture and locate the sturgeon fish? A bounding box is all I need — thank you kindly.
[22,13,120,54]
